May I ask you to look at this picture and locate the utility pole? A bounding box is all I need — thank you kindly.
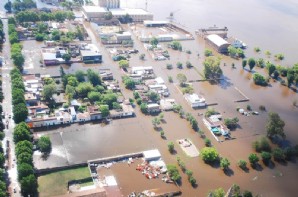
[145,0,148,11]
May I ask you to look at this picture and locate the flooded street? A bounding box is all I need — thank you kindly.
[1,0,298,196]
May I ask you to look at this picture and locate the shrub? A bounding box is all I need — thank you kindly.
[168,76,173,83]
[283,147,294,160]
[204,138,211,147]
[253,73,268,86]
[168,142,175,153]
[166,164,181,182]
[261,151,271,164]
[166,64,173,69]
[220,158,230,170]
[237,160,247,170]
[201,147,219,163]
[248,153,259,166]
[252,137,271,152]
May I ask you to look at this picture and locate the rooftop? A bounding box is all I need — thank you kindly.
[83,6,107,13]
[110,8,152,16]
[206,34,229,47]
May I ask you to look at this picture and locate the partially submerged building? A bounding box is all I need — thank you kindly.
[184,93,206,108]
[206,34,230,53]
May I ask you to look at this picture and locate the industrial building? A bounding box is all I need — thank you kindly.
[98,0,120,9]
[82,6,153,22]
[206,34,230,53]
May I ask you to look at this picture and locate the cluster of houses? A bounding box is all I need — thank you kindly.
[24,72,134,129]
[42,43,102,66]
[129,66,178,113]
[144,44,169,61]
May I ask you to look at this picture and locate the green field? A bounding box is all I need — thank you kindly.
[38,166,93,197]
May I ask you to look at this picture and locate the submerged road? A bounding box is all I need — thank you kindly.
[1,19,21,196]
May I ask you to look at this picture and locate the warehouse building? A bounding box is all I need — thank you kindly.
[206,34,230,53]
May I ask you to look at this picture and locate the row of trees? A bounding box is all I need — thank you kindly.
[8,17,19,45]
[11,68,28,123]
[0,20,4,43]
[0,143,7,196]
[15,10,75,23]
[13,122,37,196]
[5,0,36,13]
[209,184,254,197]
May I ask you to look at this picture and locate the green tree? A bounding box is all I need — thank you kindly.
[266,62,276,76]
[210,188,225,197]
[20,174,37,196]
[0,153,4,168]
[37,136,51,153]
[112,102,121,110]
[102,93,118,109]
[261,151,271,164]
[150,37,158,46]
[220,158,230,170]
[17,152,33,165]
[204,49,213,57]
[176,73,187,87]
[248,58,256,71]
[252,137,271,152]
[266,112,285,139]
[168,142,175,153]
[87,69,101,86]
[15,140,33,158]
[147,91,160,103]
[99,105,109,118]
[35,33,44,41]
[152,117,161,129]
[203,56,222,80]
[42,84,57,101]
[140,103,148,114]
[166,164,181,182]
[253,73,267,86]
[88,91,101,102]
[248,153,259,166]
[62,53,71,62]
[224,117,239,130]
[237,160,247,170]
[272,148,285,161]
[76,82,94,98]
[176,62,183,69]
[13,103,29,123]
[4,0,12,13]
[170,41,182,51]
[201,147,219,163]
[119,60,129,69]
[12,53,25,70]
[67,76,78,87]
[123,77,136,90]
[17,163,34,181]
[75,70,85,82]
[243,191,253,197]
[13,127,31,143]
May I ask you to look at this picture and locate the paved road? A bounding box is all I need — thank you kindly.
[1,19,21,197]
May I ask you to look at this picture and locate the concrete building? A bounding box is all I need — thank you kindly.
[82,6,153,22]
[99,0,120,9]
[206,34,230,53]
[80,44,102,63]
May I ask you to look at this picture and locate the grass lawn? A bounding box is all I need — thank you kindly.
[38,166,92,197]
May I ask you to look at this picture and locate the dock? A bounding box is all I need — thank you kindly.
[234,87,250,102]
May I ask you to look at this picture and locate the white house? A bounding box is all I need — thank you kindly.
[184,93,206,108]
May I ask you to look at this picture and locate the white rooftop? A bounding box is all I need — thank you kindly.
[143,149,161,161]
[110,8,151,16]
[83,6,107,13]
[207,34,228,47]
[185,93,206,103]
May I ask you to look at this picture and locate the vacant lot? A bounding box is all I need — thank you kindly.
[38,166,92,197]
